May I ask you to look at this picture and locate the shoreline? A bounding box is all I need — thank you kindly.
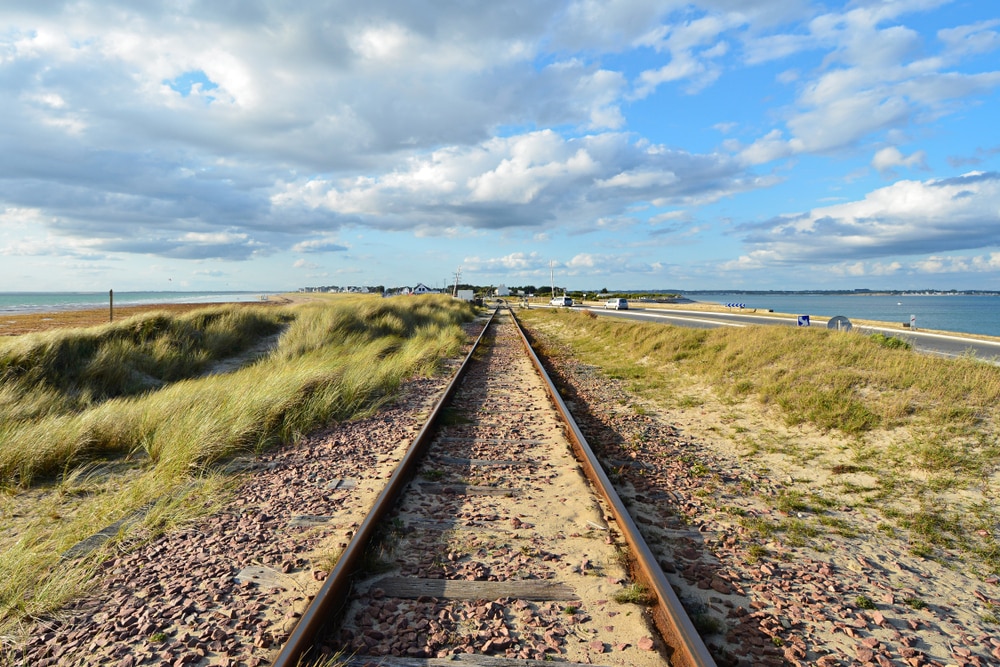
[0,296,298,337]
[0,292,279,316]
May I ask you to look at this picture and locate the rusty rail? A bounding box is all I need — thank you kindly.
[273,304,716,666]
[509,309,717,667]
[271,306,499,667]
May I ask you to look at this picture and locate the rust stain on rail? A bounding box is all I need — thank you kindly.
[510,309,717,667]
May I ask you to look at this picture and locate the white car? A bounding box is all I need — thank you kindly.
[605,298,628,310]
[549,296,573,306]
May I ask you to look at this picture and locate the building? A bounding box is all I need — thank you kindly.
[411,283,438,295]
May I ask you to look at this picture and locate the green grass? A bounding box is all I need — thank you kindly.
[855,595,876,610]
[744,544,768,564]
[517,307,1000,576]
[519,308,1000,440]
[0,295,476,633]
[612,583,654,605]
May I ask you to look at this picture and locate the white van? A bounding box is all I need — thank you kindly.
[549,296,573,306]
[605,298,628,310]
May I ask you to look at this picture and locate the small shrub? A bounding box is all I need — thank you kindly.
[744,544,768,564]
[856,595,876,610]
[613,583,654,605]
[869,332,911,350]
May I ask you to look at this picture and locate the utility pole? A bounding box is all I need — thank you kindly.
[452,268,462,297]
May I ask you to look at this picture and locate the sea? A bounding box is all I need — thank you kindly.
[0,291,278,315]
[682,292,1000,338]
[4,290,1000,339]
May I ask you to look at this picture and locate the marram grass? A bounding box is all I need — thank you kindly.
[0,295,474,634]
[519,307,1000,571]
[521,307,1000,439]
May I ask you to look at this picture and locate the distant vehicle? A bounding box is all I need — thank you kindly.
[605,298,628,310]
[549,296,573,306]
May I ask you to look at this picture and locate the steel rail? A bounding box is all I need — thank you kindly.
[271,306,499,667]
[509,309,717,667]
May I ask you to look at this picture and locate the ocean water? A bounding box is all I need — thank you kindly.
[0,291,277,315]
[684,293,1000,338]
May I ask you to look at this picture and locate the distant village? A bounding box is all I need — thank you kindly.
[298,283,526,301]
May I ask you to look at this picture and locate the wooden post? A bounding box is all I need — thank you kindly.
[109,289,114,322]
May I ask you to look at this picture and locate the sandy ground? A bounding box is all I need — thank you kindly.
[329,311,669,665]
[7,300,1000,665]
[0,297,305,337]
[522,315,1000,667]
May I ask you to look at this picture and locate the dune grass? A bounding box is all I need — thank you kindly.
[518,308,1000,570]
[0,295,475,634]
[520,308,1000,439]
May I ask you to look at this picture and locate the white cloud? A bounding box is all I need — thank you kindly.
[738,171,1000,264]
[1,1,999,292]
[272,130,755,233]
[828,260,903,277]
[291,238,350,253]
[738,129,794,166]
[462,251,549,272]
[293,259,319,270]
[872,146,928,174]
[912,252,1000,273]
[937,19,1000,58]
[737,1,1000,164]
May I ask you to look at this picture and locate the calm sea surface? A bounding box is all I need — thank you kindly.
[5,291,1000,338]
[0,291,277,315]
[683,293,1000,338]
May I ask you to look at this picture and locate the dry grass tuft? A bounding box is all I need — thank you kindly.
[0,295,476,633]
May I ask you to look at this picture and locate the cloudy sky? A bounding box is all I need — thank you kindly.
[2,0,999,293]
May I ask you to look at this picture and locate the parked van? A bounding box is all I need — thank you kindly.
[605,298,628,310]
[549,296,573,306]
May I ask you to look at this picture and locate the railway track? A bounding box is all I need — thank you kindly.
[274,307,715,667]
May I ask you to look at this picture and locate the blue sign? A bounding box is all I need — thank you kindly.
[797,315,810,327]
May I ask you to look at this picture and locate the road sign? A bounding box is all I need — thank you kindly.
[797,315,810,327]
[827,315,852,332]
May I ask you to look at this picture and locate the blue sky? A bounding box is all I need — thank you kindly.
[1,0,999,293]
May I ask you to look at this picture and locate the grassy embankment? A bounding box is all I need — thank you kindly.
[518,308,1000,574]
[0,295,474,635]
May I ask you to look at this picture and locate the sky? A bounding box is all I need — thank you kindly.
[1,1,999,293]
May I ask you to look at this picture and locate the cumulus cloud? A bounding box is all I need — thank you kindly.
[872,146,928,174]
[1,0,999,291]
[912,252,1000,273]
[736,171,1000,264]
[461,249,663,278]
[271,130,756,233]
[739,3,1000,163]
[828,260,904,277]
[292,238,350,254]
[0,2,646,261]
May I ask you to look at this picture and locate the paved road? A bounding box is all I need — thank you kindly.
[542,303,1000,362]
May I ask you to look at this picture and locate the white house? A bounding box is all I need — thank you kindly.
[495,284,510,297]
[411,282,438,295]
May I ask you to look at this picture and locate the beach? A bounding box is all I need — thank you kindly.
[0,297,297,337]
